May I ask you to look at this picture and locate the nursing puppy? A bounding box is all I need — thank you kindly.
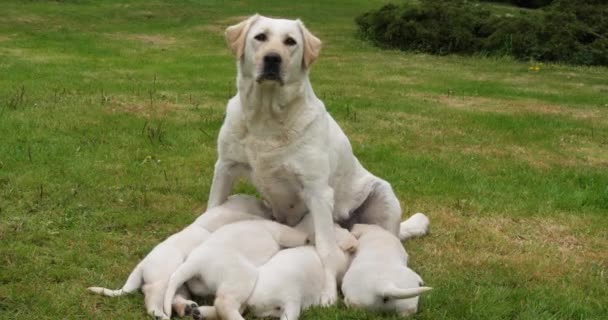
[342,223,432,317]
[191,223,357,320]
[88,195,271,319]
[162,219,308,319]
[208,14,406,304]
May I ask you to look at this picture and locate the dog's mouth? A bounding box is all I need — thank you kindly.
[256,54,284,85]
[256,72,284,86]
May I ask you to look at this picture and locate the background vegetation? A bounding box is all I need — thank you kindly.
[1,0,607,319]
[356,0,608,66]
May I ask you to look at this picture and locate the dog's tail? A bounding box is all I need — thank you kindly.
[381,285,433,300]
[87,262,144,297]
[163,262,198,317]
[399,213,430,240]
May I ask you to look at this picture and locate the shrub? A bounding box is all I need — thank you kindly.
[480,0,554,9]
[355,0,608,66]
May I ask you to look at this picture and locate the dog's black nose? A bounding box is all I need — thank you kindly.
[263,53,282,65]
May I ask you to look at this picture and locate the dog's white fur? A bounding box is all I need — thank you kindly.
[162,219,308,319]
[399,212,430,240]
[191,219,357,320]
[342,223,432,317]
[87,195,271,319]
[208,14,404,305]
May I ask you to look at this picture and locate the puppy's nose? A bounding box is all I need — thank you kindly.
[263,53,282,65]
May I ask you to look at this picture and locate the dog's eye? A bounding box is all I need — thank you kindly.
[284,37,297,46]
[254,33,267,42]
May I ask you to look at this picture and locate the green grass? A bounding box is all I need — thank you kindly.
[1,1,607,319]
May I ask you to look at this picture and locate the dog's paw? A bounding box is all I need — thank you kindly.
[192,307,203,320]
[319,291,337,307]
[184,302,199,316]
[399,213,430,240]
[337,234,358,253]
[151,312,170,320]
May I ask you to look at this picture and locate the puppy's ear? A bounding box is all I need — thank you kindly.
[225,14,260,60]
[296,19,322,69]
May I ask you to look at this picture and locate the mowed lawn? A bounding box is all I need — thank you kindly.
[1,1,607,319]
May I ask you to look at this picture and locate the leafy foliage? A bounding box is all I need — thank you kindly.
[356,0,608,66]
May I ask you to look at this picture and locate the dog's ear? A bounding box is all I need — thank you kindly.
[296,19,322,69]
[225,14,260,60]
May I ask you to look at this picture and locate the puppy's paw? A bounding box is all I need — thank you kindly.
[152,312,170,320]
[184,302,199,316]
[338,235,358,253]
[192,307,203,320]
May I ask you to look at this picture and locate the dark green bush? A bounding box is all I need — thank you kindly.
[480,0,554,9]
[356,0,608,66]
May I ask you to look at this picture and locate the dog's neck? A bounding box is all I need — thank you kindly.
[236,71,320,137]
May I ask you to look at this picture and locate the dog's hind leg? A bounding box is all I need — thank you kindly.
[163,260,200,317]
[142,282,169,320]
[354,179,402,237]
[192,306,219,320]
[172,285,199,317]
[214,264,257,320]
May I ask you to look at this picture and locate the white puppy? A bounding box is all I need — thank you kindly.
[342,223,432,317]
[162,219,308,319]
[207,14,407,304]
[88,195,271,319]
[191,221,357,320]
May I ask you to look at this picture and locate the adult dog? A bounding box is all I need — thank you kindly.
[207,14,403,304]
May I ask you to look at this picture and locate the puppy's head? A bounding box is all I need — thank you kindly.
[225,15,321,86]
[350,223,382,239]
[224,194,273,219]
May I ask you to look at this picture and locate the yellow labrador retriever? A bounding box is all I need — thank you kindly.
[207,14,404,305]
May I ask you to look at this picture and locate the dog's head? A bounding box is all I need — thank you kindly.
[225,15,321,86]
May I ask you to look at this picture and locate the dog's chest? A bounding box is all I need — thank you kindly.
[245,153,308,225]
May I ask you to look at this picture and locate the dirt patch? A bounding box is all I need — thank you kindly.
[562,142,608,167]
[106,100,179,118]
[13,15,43,24]
[0,35,13,42]
[0,48,73,63]
[107,33,176,46]
[193,15,250,34]
[409,92,601,121]
[459,144,577,169]
[421,211,607,283]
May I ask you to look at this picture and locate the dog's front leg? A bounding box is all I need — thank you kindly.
[280,301,302,320]
[301,186,342,306]
[207,159,244,208]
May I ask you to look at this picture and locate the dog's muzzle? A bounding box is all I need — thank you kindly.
[257,53,283,85]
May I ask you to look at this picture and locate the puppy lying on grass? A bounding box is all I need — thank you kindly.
[190,223,357,320]
[342,221,432,317]
[88,195,272,319]
[162,219,309,319]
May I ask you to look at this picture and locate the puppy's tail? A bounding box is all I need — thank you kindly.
[382,285,432,300]
[87,262,143,297]
[163,262,198,317]
[399,213,430,240]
